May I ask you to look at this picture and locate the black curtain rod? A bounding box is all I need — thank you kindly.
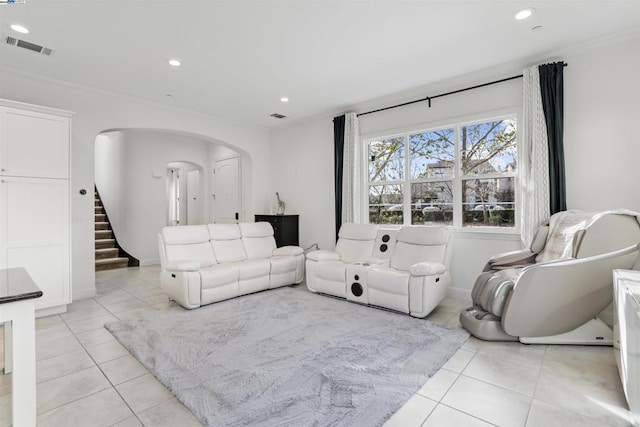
[357,62,567,117]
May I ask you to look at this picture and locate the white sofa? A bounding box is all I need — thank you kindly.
[158,222,304,309]
[306,223,451,318]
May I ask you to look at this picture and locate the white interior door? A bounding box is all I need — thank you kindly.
[213,157,240,223]
[168,168,180,225]
[186,169,200,225]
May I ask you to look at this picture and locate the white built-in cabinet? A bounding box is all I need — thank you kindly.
[0,99,72,314]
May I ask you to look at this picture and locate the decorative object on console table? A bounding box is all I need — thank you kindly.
[275,192,285,215]
[255,214,299,247]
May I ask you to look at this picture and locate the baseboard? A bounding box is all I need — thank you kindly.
[139,259,160,266]
[448,286,471,301]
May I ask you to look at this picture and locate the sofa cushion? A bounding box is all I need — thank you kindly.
[200,263,240,290]
[335,224,379,263]
[240,222,276,259]
[208,224,247,263]
[162,225,210,244]
[238,259,271,280]
[390,226,448,271]
[162,225,217,268]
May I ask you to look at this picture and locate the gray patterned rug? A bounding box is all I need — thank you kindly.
[105,286,469,426]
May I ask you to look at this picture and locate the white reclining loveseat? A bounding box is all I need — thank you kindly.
[158,222,304,309]
[306,223,451,318]
[460,210,640,344]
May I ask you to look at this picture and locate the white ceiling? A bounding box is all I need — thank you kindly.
[1,1,638,128]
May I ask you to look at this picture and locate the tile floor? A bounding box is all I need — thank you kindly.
[0,265,633,426]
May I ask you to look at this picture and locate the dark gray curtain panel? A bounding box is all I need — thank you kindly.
[539,62,566,214]
[333,115,345,242]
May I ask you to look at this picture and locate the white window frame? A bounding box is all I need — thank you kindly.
[360,109,520,233]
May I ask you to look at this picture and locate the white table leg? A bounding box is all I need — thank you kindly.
[4,320,13,374]
[1,299,36,427]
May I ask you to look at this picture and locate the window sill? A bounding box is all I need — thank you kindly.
[448,227,521,240]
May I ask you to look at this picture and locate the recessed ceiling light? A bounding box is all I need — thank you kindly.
[515,8,534,20]
[168,59,181,67]
[10,24,29,34]
[280,97,289,103]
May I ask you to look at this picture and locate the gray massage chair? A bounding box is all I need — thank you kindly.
[460,210,640,344]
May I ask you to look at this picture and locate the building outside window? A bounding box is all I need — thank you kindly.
[365,115,517,229]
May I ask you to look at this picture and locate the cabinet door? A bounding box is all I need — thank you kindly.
[0,106,70,179]
[0,177,70,309]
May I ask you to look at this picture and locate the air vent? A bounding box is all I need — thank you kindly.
[270,113,287,119]
[5,36,53,56]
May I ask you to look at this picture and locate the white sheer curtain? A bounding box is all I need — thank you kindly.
[520,66,551,246]
[341,112,360,224]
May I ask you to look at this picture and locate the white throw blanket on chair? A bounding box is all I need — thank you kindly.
[535,209,640,264]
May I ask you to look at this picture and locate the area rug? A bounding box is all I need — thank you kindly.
[105,287,469,426]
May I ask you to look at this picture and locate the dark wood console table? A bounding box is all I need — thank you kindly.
[255,214,299,247]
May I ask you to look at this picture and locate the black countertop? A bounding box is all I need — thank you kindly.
[0,268,43,304]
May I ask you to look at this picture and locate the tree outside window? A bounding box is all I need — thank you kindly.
[366,117,517,228]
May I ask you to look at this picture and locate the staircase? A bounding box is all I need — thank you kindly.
[95,188,131,271]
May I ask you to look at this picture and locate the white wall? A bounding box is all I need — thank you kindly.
[563,34,640,211]
[270,30,640,295]
[269,119,335,250]
[0,70,272,300]
[96,130,214,265]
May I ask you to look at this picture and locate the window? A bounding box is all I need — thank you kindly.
[365,116,517,229]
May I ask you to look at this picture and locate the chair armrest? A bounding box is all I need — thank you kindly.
[410,262,447,276]
[164,261,201,272]
[485,249,536,270]
[273,246,304,256]
[306,250,341,262]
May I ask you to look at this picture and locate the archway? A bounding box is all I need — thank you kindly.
[94,128,248,265]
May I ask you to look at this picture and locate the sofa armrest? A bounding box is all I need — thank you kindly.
[306,250,341,262]
[273,246,304,256]
[361,257,389,266]
[164,261,201,272]
[409,262,447,276]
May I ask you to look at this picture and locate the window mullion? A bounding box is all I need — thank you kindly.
[453,126,463,227]
[403,134,411,225]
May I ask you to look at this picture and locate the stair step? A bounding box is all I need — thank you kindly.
[95,257,129,271]
[95,207,104,214]
[95,222,110,231]
[95,200,102,207]
[95,214,107,221]
[95,248,119,259]
[95,230,113,239]
[95,239,116,249]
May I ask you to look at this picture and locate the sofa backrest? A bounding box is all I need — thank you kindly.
[390,226,449,271]
[335,223,379,263]
[208,224,247,263]
[240,222,277,259]
[161,225,217,267]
